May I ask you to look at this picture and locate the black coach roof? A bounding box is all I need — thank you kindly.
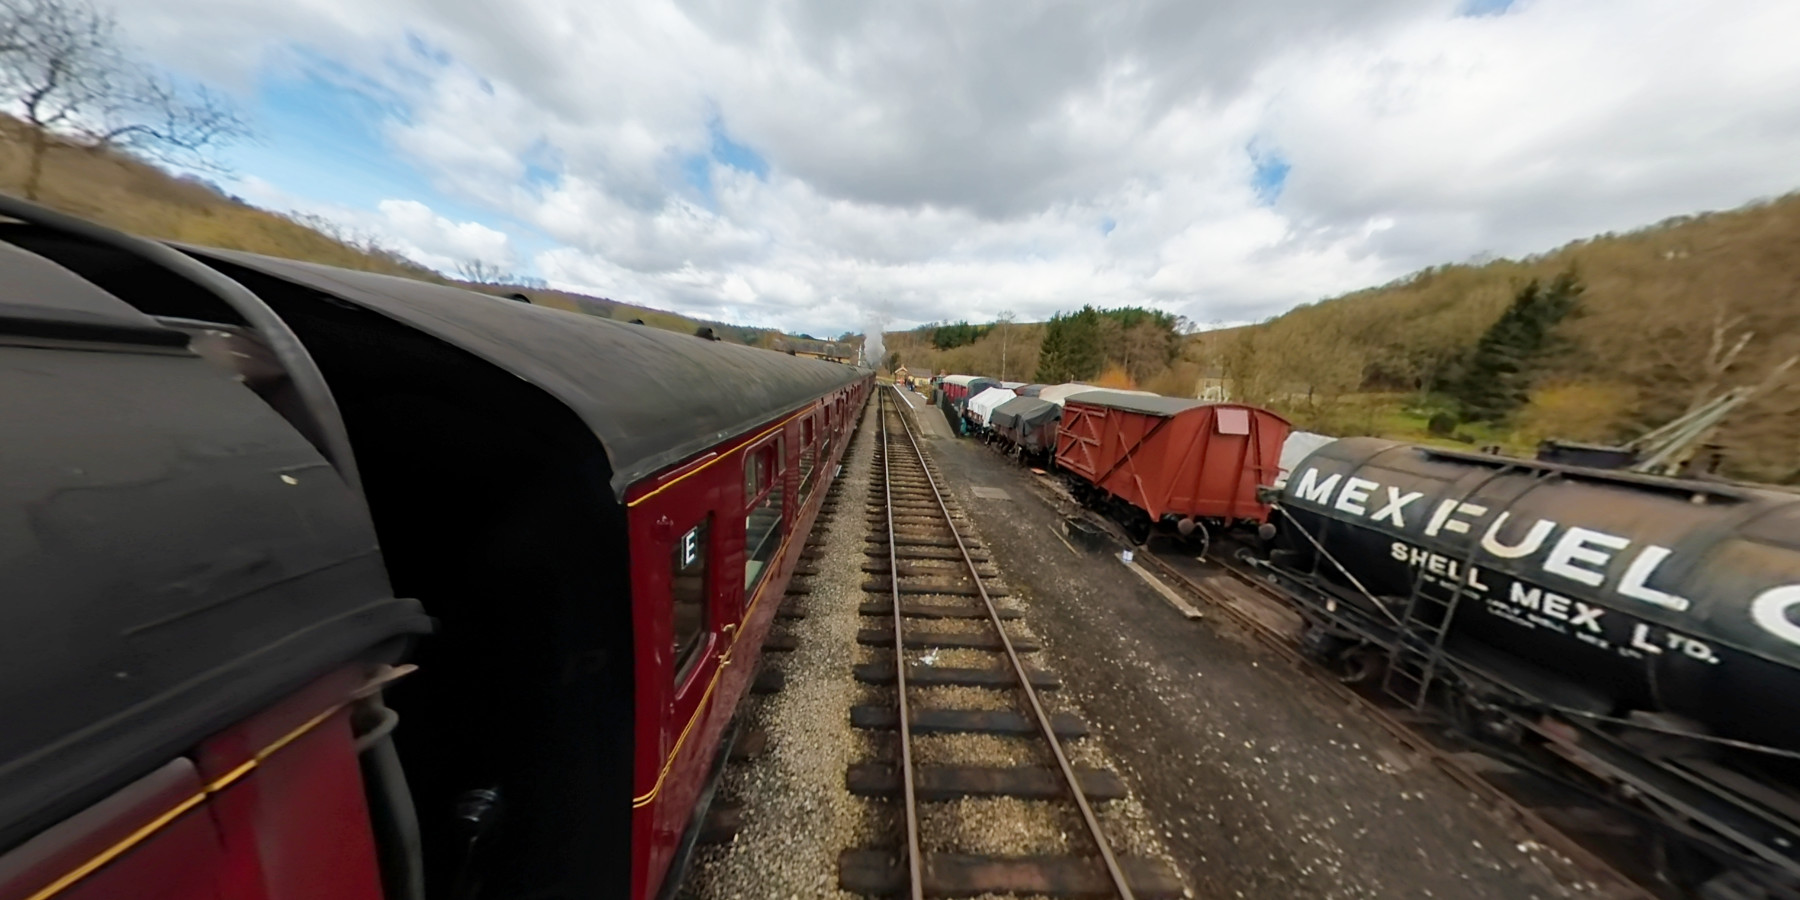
[0,244,426,852]
[1063,389,1206,417]
[183,248,867,498]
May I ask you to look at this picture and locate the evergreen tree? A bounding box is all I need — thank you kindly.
[1035,305,1105,382]
[1449,270,1584,421]
[931,321,991,350]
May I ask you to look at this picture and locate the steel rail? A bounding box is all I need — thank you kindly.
[880,389,926,900]
[885,386,1136,899]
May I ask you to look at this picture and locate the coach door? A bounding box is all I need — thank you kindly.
[632,462,730,889]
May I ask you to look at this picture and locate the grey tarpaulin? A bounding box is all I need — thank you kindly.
[1062,389,1207,417]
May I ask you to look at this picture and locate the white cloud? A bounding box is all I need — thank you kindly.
[234,178,516,273]
[118,0,1800,334]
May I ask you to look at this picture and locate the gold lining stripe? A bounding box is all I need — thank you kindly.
[629,443,838,808]
[22,793,210,900]
[627,408,811,508]
[25,703,349,900]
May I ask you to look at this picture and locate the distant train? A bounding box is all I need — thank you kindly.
[1254,437,1800,895]
[0,196,871,900]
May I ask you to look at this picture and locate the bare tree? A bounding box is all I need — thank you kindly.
[0,0,248,199]
[456,259,511,285]
[996,309,1015,381]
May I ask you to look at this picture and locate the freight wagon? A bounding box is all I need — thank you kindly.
[990,395,1062,463]
[1054,390,1290,543]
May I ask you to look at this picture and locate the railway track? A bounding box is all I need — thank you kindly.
[838,387,1183,898]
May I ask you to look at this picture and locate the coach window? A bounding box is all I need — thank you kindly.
[671,515,711,683]
[800,416,818,498]
[744,440,786,593]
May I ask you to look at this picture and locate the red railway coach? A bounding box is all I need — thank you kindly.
[0,197,870,900]
[1055,390,1290,540]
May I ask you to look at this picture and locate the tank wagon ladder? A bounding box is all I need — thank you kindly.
[1380,466,1519,710]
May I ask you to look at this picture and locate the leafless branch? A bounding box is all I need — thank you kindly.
[456,259,510,285]
[0,0,248,196]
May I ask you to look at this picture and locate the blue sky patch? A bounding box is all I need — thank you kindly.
[710,119,769,179]
[1458,0,1515,17]
[681,152,715,205]
[224,56,432,209]
[1100,217,1117,236]
[520,139,563,190]
[679,119,769,208]
[219,47,557,276]
[1250,146,1290,204]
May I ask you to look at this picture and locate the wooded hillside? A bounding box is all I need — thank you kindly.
[1209,193,1800,483]
[885,193,1800,484]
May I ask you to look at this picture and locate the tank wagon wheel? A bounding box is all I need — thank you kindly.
[1336,644,1385,686]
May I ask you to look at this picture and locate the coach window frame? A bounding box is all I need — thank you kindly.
[669,513,712,686]
[742,435,786,597]
[799,414,819,499]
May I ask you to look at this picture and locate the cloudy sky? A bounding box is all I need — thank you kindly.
[118,0,1800,335]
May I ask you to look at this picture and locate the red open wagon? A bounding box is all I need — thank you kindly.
[1055,390,1290,538]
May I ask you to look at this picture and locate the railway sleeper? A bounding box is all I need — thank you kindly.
[856,628,1038,652]
[729,728,768,762]
[752,666,785,695]
[853,662,1059,689]
[862,578,1010,598]
[850,706,1088,738]
[837,850,1185,898]
[697,804,743,845]
[870,525,966,538]
[845,762,1126,802]
[867,545,994,562]
[866,535,986,550]
[855,600,1019,619]
[863,560,1000,578]
[869,490,945,500]
[867,515,970,528]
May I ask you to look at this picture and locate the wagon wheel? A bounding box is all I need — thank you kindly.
[1182,519,1210,560]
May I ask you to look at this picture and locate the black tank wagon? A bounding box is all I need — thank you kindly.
[1257,436,1800,893]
